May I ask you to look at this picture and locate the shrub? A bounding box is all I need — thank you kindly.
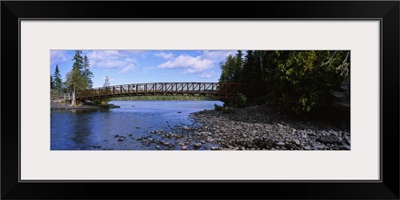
[222,107,235,114]
[232,92,247,107]
[264,51,350,114]
[92,98,110,107]
[214,104,223,111]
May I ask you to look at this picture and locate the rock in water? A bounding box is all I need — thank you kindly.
[211,146,219,150]
[181,146,188,150]
[194,143,202,148]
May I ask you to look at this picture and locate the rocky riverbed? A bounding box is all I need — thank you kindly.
[188,105,350,150]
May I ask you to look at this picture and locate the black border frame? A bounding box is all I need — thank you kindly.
[2,1,399,199]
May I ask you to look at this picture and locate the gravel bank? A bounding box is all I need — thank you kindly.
[188,105,350,150]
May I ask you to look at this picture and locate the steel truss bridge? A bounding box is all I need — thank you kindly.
[76,82,242,101]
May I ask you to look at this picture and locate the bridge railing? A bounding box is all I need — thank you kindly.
[76,82,242,100]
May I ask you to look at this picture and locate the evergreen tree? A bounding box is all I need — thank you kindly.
[103,76,110,87]
[83,55,94,89]
[50,75,54,89]
[219,55,237,83]
[72,50,84,71]
[65,51,94,91]
[218,50,350,114]
[233,50,243,83]
[52,65,63,92]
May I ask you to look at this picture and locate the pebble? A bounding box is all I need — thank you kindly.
[194,143,202,148]
[276,142,285,146]
[181,146,188,150]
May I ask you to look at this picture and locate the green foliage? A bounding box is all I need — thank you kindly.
[83,55,94,89]
[52,65,63,92]
[214,104,235,114]
[214,104,223,111]
[264,51,349,114]
[232,92,247,107]
[222,107,235,114]
[219,55,237,83]
[65,50,94,92]
[92,98,111,106]
[50,75,54,88]
[218,50,350,115]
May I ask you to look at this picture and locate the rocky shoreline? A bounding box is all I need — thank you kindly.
[188,105,350,150]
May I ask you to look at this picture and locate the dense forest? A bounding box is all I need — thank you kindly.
[219,50,350,116]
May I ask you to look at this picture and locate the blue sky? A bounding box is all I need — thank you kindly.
[50,50,237,88]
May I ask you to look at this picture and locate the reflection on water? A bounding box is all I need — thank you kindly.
[51,100,222,150]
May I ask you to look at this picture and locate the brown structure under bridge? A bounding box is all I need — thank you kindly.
[76,82,242,100]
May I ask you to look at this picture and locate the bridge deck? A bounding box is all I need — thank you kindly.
[76,82,241,100]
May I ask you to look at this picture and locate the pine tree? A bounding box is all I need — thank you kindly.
[83,55,94,89]
[103,76,110,87]
[52,65,63,93]
[233,50,243,83]
[50,75,54,89]
[72,50,84,71]
[66,51,94,91]
[219,55,237,83]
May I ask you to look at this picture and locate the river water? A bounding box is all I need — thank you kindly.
[51,100,223,150]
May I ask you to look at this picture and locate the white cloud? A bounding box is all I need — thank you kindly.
[157,55,213,74]
[200,70,219,79]
[86,50,136,69]
[85,50,139,75]
[154,52,174,59]
[119,64,135,74]
[156,51,237,78]
[201,50,236,61]
[50,50,69,66]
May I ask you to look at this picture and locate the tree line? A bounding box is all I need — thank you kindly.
[219,50,350,115]
[51,50,94,94]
